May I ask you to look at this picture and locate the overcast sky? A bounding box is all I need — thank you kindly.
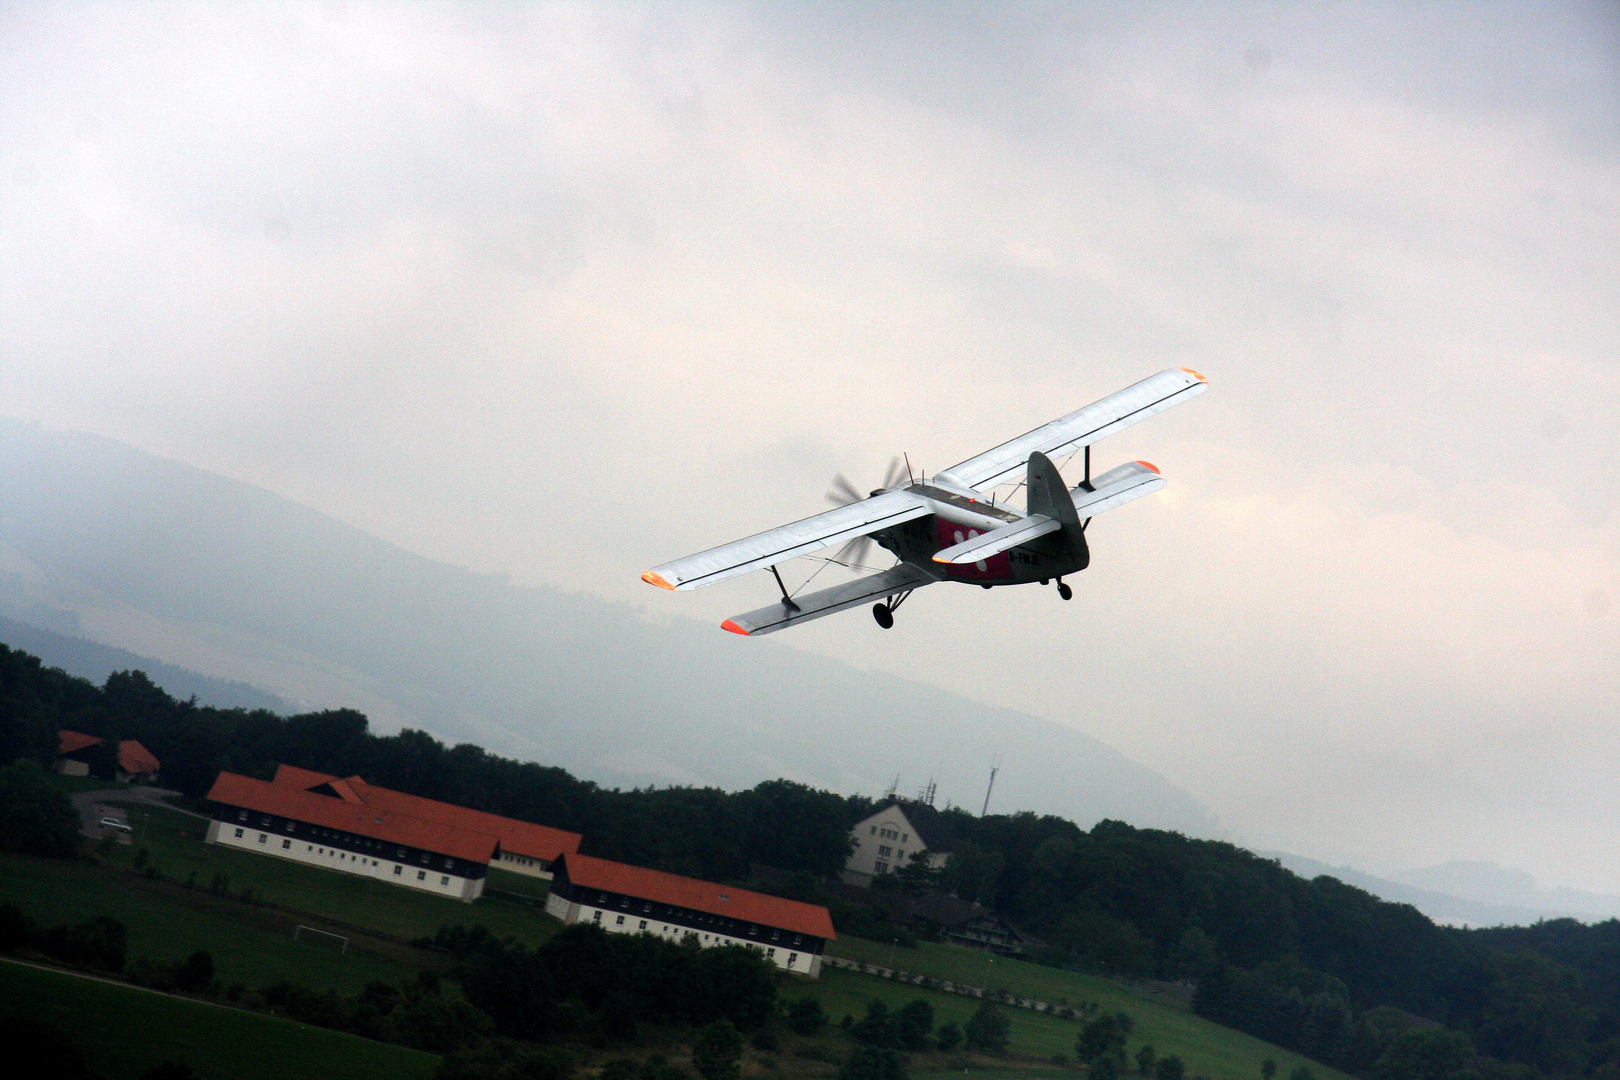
[3,1,1617,892]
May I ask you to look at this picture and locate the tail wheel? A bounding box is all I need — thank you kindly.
[872,603,895,629]
[1057,582,1073,601]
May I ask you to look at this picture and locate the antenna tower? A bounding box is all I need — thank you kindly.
[980,759,1002,817]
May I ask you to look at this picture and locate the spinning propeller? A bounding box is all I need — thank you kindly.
[823,457,909,569]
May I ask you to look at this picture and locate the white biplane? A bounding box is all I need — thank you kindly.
[643,368,1207,635]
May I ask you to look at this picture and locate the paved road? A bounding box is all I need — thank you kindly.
[70,786,205,840]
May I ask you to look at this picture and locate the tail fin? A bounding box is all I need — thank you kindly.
[1026,451,1090,569]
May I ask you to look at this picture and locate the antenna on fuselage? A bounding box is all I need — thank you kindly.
[903,453,915,485]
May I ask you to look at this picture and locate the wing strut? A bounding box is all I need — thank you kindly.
[770,566,800,612]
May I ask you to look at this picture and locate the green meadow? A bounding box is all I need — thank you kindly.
[0,959,439,1080]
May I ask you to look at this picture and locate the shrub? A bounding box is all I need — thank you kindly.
[935,1022,962,1051]
[1157,1056,1186,1080]
[43,915,127,972]
[692,1019,745,1080]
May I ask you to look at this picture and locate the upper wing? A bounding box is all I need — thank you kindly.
[642,489,933,592]
[720,563,941,636]
[935,368,1206,492]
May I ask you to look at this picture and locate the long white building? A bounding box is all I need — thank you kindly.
[545,852,836,977]
[204,768,581,902]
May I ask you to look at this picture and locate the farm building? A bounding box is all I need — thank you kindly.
[269,765,580,879]
[545,852,836,977]
[56,730,161,783]
[203,767,581,902]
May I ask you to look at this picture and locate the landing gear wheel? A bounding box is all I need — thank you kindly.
[1057,582,1073,601]
[872,602,895,629]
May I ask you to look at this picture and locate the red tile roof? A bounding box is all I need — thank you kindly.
[117,740,161,775]
[558,853,836,940]
[58,730,102,756]
[269,764,581,863]
[56,732,161,775]
[207,772,499,863]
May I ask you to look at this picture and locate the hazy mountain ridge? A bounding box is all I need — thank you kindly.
[0,416,1216,831]
[0,613,293,714]
[1268,851,1620,927]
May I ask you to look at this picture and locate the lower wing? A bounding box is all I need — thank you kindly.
[720,563,941,636]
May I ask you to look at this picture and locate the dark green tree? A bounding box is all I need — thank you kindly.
[692,1019,744,1080]
[852,1001,900,1048]
[897,999,935,1052]
[1136,1044,1157,1076]
[787,995,827,1036]
[1078,1012,1134,1066]
[1373,1029,1474,1080]
[936,1022,963,1051]
[839,1046,906,1080]
[1156,1057,1186,1080]
[1262,1059,1277,1080]
[964,1000,1010,1054]
[0,759,82,856]
[172,950,214,992]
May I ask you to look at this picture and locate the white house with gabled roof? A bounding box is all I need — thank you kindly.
[842,799,954,886]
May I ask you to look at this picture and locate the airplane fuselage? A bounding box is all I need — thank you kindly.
[873,484,1090,587]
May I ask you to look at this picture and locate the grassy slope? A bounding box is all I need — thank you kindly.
[813,940,1352,1080]
[0,959,438,1080]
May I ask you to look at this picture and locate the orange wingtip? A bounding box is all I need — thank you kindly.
[1135,460,1161,474]
[1179,367,1208,383]
[720,619,750,636]
[641,570,677,590]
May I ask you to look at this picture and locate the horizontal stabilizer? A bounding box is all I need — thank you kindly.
[720,564,941,636]
[1070,461,1166,516]
[932,514,1060,564]
[643,489,933,592]
[935,368,1205,492]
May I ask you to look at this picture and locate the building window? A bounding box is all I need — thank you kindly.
[233,828,243,838]
[788,953,798,967]
[417,870,426,881]
[282,839,291,849]
[639,920,648,930]
[394,865,402,876]
[901,833,908,842]
[616,915,626,926]
[285,821,296,832]
[592,911,601,923]
[767,948,776,958]
[878,845,891,857]
[875,861,889,874]
[258,833,267,844]
[238,810,248,822]
[441,876,450,886]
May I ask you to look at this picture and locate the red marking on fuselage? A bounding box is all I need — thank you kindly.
[932,519,1013,583]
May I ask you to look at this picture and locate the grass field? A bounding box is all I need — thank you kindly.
[0,959,439,1080]
[0,848,420,993]
[809,943,1352,1080]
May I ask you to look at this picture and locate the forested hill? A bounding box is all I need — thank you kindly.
[3,641,1617,1080]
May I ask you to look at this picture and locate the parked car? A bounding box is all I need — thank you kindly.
[99,817,133,833]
